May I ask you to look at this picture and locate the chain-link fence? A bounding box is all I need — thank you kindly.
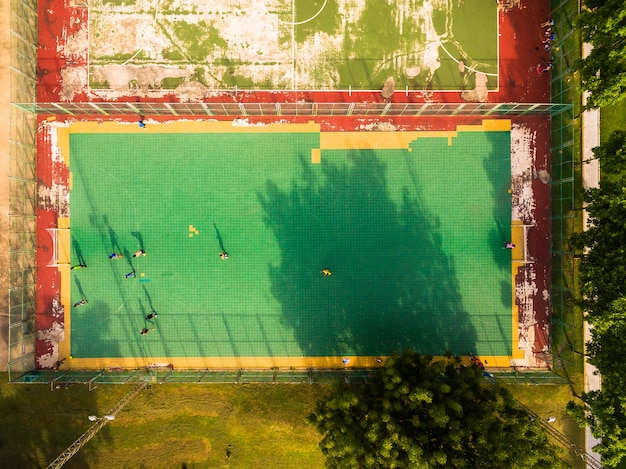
[13,101,571,117]
[549,0,584,372]
[8,0,39,382]
[14,368,569,388]
[16,368,373,388]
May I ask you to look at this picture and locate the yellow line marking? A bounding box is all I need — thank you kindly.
[318,121,509,152]
[511,261,525,360]
[458,119,511,132]
[482,119,511,131]
[510,218,526,361]
[311,148,321,164]
[60,120,321,135]
[57,228,71,265]
[57,127,70,168]
[510,223,524,261]
[58,267,72,361]
[320,130,458,150]
[63,354,517,370]
[55,119,519,367]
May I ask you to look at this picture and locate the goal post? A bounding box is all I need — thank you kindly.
[45,227,70,267]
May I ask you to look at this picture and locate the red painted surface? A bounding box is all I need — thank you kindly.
[35,116,70,361]
[36,1,552,105]
[34,1,553,367]
[514,116,552,358]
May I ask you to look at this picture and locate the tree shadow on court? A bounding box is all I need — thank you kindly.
[481,131,515,274]
[258,150,478,357]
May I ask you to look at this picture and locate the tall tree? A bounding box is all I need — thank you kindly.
[568,131,626,467]
[571,131,626,315]
[308,351,561,468]
[577,0,626,109]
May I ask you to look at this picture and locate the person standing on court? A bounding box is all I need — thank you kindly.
[133,249,146,258]
[146,312,158,320]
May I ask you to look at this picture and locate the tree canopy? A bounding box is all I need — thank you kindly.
[308,351,561,468]
[568,131,626,467]
[576,0,626,109]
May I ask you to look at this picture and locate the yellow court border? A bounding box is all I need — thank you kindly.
[56,119,519,370]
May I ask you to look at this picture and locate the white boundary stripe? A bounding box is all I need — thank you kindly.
[291,0,296,90]
[496,4,500,90]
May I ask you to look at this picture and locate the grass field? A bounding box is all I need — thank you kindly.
[600,101,626,141]
[505,384,586,469]
[88,0,498,92]
[0,374,325,468]
[0,373,589,468]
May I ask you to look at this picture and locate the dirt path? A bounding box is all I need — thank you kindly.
[0,0,11,371]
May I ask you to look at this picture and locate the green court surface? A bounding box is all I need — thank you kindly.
[69,127,512,361]
[89,0,498,91]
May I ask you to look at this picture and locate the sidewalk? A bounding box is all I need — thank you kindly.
[581,41,602,469]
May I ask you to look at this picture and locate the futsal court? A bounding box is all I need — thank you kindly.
[50,119,523,370]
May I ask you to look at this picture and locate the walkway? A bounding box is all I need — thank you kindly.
[581,42,602,469]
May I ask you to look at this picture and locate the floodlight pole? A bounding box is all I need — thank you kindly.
[46,381,147,469]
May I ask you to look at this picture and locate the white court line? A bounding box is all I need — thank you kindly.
[496,3,500,90]
[291,0,296,90]
[122,49,143,66]
[278,0,328,25]
[439,43,499,77]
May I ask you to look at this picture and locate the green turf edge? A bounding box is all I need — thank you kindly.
[600,100,626,143]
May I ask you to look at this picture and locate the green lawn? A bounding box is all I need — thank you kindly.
[505,384,586,469]
[0,374,326,468]
[600,100,626,142]
[0,373,589,468]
